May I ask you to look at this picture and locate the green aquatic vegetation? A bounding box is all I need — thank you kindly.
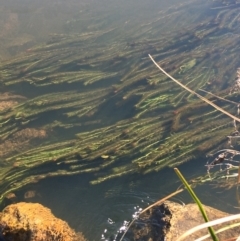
[179,59,197,74]
[0,0,240,200]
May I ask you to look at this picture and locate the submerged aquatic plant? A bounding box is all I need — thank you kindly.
[0,0,240,201]
[149,53,240,191]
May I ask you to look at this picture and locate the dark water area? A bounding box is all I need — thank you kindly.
[12,158,240,241]
[12,160,202,240]
[1,0,240,240]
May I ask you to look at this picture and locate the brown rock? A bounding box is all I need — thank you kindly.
[119,203,171,241]
[0,202,86,241]
[0,92,26,111]
[121,201,240,241]
[4,193,17,206]
[24,190,37,199]
[0,128,47,158]
[165,201,240,241]
[5,193,17,202]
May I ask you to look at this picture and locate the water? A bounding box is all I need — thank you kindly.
[1,0,240,240]
[13,163,196,240]
[12,159,240,240]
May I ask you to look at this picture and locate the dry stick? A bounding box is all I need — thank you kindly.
[140,188,184,213]
[237,164,240,185]
[199,89,239,105]
[195,222,240,241]
[176,213,240,241]
[222,237,240,241]
[148,54,240,123]
[119,188,183,241]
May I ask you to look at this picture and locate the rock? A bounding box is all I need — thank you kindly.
[120,201,240,241]
[5,193,17,202]
[0,128,47,158]
[0,202,86,241]
[24,190,38,199]
[165,201,240,241]
[117,203,171,241]
[3,193,17,206]
[0,92,26,111]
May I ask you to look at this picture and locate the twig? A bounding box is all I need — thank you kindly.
[148,54,240,123]
[118,188,183,241]
[199,89,239,105]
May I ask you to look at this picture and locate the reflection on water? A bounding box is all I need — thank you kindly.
[12,165,184,240]
[1,0,240,240]
[11,160,240,241]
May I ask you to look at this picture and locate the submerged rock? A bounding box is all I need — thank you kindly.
[0,128,47,158]
[120,201,240,241]
[0,92,26,111]
[24,190,38,199]
[0,202,86,241]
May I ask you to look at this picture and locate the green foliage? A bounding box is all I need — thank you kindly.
[0,0,240,201]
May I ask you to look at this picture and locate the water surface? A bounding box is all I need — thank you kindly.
[0,0,240,240]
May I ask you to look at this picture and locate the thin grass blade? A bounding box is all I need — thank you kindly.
[174,168,218,241]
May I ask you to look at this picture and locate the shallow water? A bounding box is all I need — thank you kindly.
[12,159,240,241]
[0,0,240,240]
